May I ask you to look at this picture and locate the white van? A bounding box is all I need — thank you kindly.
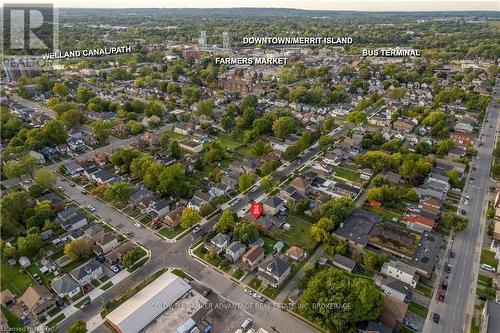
[481,263,495,272]
[241,319,253,331]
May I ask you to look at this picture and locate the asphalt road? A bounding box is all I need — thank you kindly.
[422,82,499,333]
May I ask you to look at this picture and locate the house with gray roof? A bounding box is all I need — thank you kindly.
[224,241,247,263]
[257,255,291,288]
[70,258,103,285]
[50,274,81,299]
[481,300,500,333]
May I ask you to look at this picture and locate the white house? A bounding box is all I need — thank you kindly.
[381,260,419,288]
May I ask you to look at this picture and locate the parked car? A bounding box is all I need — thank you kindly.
[87,205,96,212]
[192,225,202,234]
[433,313,440,323]
[134,223,143,228]
[69,183,76,187]
[202,288,212,297]
[481,263,495,272]
[58,186,65,192]
[241,319,252,331]
[110,265,121,273]
[125,231,134,237]
[81,190,88,194]
[445,264,452,273]
[449,251,455,259]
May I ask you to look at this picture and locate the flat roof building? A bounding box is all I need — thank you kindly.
[106,271,192,333]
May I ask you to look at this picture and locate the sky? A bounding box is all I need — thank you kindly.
[2,0,499,11]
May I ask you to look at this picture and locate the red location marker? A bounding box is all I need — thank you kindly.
[250,203,263,220]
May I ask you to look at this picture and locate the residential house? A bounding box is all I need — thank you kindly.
[257,256,291,288]
[285,246,306,261]
[70,258,104,285]
[393,118,415,133]
[63,160,84,176]
[94,233,119,255]
[92,169,116,184]
[331,254,356,273]
[451,132,475,149]
[404,213,435,232]
[188,191,211,211]
[105,242,136,265]
[207,233,230,255]
[375,275,413,303]
[50,274,81,299]
[29,150,45,164]
[85,224,105,239]
[145,199,170,218]
[40,146,58,160]
[162,207,183,228]
[20,285,56,316]
[357,321,393,333]
[381,260,419,288]
[262,196,284,216]
[56,207,88,231]
[128,187,155,207]
[289,177,311,195]
[224,241,247,263]
[179,139,204,153]
[37,193,65,212]
[241,245,265,272]
[480,300,500,333]
[0,290,16,307]
[90,152,108,167]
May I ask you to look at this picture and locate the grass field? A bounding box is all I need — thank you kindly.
[270,214,317,252]
[159,225,185,239]
[1,262,33,296]
[481,249,499,267]
[1,305,23,328]
[333,167,360,181]
[408,301,429,318]
[160,130,188,140]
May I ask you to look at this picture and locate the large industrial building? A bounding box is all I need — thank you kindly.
[106,271,210,333]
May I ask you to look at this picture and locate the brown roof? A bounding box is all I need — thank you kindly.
[20,285,53,311]
[286,246,305,259]
[0,289,15,305]
[242,245,264,263]
[105,241,136,262]
[379,295,408,330]
[290,177,311,191]
[96,232,117,246]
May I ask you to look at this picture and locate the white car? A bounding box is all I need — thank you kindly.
[87,205,96,212]
[464,200,469,206]
[134,223,143,228]
[110,265,120,273]
[58,186,65,192]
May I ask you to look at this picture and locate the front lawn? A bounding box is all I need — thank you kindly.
[159,225,185,239]
[1,305,23,328]
[408,301,428,318]
[161,130,188,140]
[480,249,498,267]
[1,262,33,296]
[232,269,244,280]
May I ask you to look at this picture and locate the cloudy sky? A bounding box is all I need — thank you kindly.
[3,0,499,11]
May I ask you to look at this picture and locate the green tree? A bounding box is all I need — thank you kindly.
[33,169,57,189]
[91,120,113,143]
[17,233,43,257]
[64,237,94,261]
[320,197,355,227]
[68,320,87,333]
[104,182,133,204]
[121,248,145,270]
[363,250,388,270]
[441,212,468,232]
[239,173,256,192]
[272,116,296,139]
[168,140,182,158]
[180,207,201,229]
[215,210,237,233]
[298,267,383,331]
[234,221,259,244]
[43,119,68,146]
[310,217,334,242]
[251,140,272,157]
[0,191,31,228]
[52,83,69,97]
[318,135,335,152]
[4,155,38,179]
